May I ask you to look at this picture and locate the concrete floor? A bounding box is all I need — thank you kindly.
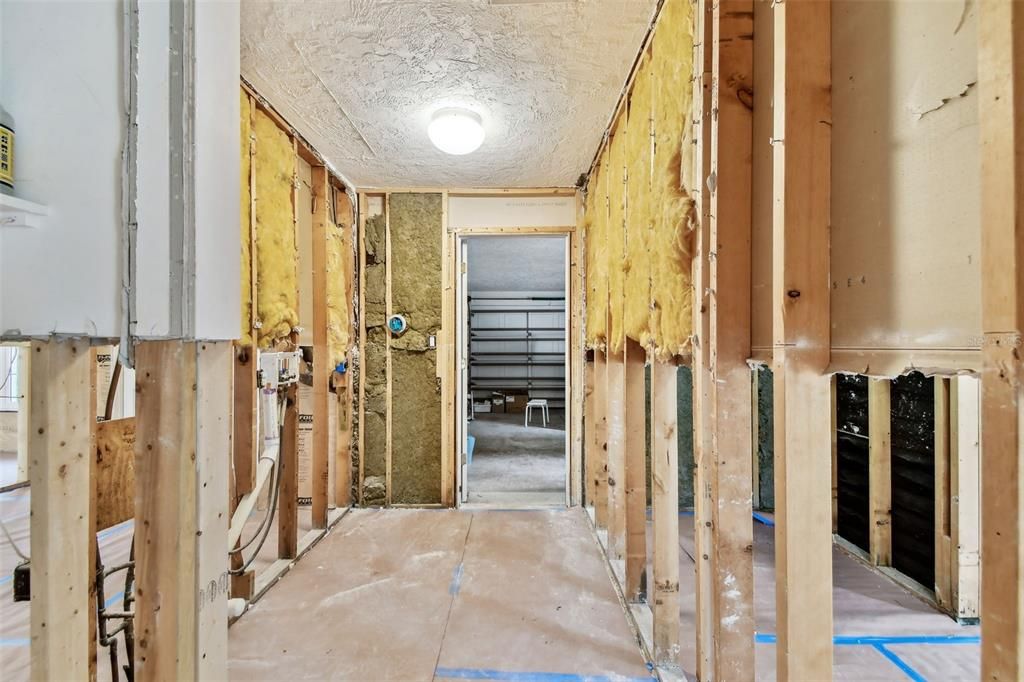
[466,411,566,506]
[229,507,654,681]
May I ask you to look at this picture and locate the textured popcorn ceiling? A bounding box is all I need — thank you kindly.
[241,0,657,188]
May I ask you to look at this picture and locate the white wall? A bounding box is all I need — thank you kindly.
[0,0,124,337]
[0,0,241,341]
[448,195,576,229]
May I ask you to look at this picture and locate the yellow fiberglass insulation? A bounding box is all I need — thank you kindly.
[239,89,253,346]
[624,58,654,349]
[585,0,694,361]
[648,0,696,360]
[254,109,299,347]
[606,120,627,354]
[584,159,609,348]
[326,213,350,368]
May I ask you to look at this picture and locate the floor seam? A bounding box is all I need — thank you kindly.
[431,513,476,681]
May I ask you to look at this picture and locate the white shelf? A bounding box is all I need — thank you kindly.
[0,193,48,228]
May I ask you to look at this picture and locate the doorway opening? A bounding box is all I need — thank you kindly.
[457,234,569,508]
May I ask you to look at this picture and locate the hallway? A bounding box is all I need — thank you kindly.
[228,508,654,681]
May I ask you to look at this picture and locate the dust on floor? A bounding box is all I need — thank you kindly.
[229,507,654,681]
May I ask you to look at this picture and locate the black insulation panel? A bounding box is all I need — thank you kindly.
[890,372,935,589]
[835,374,870,553]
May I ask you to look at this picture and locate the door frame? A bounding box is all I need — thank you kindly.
[443,202,583,509]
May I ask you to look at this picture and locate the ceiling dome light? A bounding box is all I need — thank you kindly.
[428,108,485,155]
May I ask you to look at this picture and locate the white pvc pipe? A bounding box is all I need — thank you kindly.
[227,387,283,551]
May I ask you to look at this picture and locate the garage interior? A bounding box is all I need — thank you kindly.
[0,0,1021,680]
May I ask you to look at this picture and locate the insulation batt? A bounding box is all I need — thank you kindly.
[326,210,350,367]
[606,118,627,354]
[584,0,695,361]
[585,158,609,348]
[239,89,253,345]
[254,109,299,348]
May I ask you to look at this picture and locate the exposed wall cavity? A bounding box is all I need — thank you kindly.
[362,212,388,503]
[584,0,695,361]
[389,193,443,505]
[836,374,870,553]
[326,190,353,367]
[253,109,299,347]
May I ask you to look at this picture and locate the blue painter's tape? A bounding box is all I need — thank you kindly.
[755,633,979,646]
[434,667,656,682]
[105,589,126,609]
[873,643,927,682]
[752,511,775,527]
[449,562,465,596]
[0,637,30,647]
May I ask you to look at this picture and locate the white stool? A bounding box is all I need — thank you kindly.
[525,399,549,427]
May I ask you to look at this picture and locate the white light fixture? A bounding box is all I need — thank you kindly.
[428,108,485,155]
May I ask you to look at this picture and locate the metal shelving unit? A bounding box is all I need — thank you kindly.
[468,296,566,410]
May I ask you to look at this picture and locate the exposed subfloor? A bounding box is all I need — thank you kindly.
[466,411,566,507]
[228,507,654,681]
[659,513,981,680]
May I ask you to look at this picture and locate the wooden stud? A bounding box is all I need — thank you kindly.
[311,165,330,528]
[593,350,609,526]
[584,358,596,507]
[950,375,980,621]
[771,0,833,678]
[705,0,756,675]
[357,193,369,505]
[606,349,627,559]
[384,193,393,506]
[691,0,715,675]
[29,338,94,682]
[979,2,1023,676]
[134,341,230,681]
[335,189,356,508]
[440,191,456,506]
[868,378,892,567]
[650,360,680,666]
[570,200,585,506]
[624,338,647,602]
[278,383,299,559]
[934,377,953,608]
[751,367,761,511]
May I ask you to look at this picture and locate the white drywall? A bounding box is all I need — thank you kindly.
[448,195,576,229]
[192,0,241,341]
[0,0,124,338]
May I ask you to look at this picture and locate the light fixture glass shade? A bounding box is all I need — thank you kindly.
[428,108,485,155]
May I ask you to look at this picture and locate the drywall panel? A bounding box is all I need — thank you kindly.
[390,193,443,505]
[134,0,172,339]
[297,158,313,346]
[0,1,122,337]
[750,0,774,361]
[448,195,575,229]
[831,0,981,374]
[192,0,241,340]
